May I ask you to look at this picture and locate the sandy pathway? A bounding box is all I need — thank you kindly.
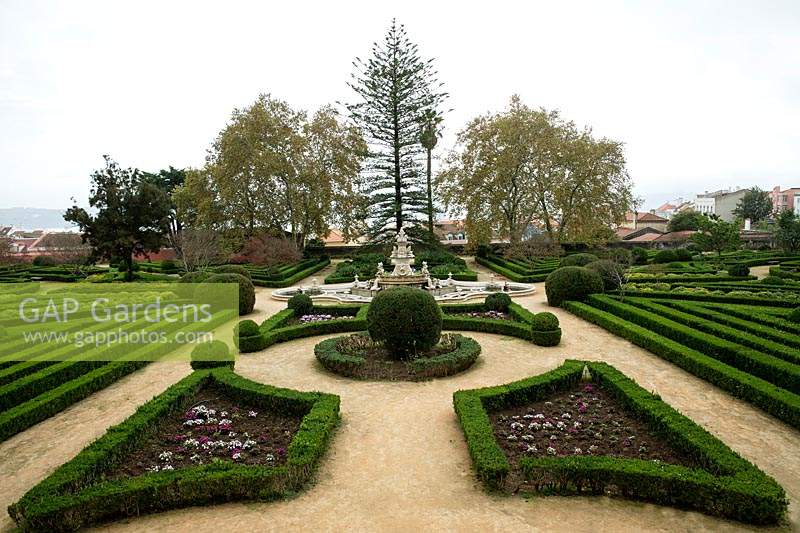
[0,261,798,533]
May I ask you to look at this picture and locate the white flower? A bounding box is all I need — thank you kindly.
[556,421,566,430]
[573,421,582,428]
[147,465,160,472]
[158,451,173,462]
[162,464,174,471]
[265,453,275,461]
[549,434,557,441]
[561,413,571,419]
[243,439,257,449]
[183,438,199,447]
[533,414,545,420]
[506,434,518,441]
[190,453,202,462]
[232,452,242,460]
[510,422,524,431]
[589,445,598,453]
[219,418,233,425]
[574,448,583,454]
[547,447,556,455]
[248,410,258,418]
[220,411,228,417]
[529,422,541,431]
[521,434,535,442]
[522,414,534,419]
[543,422,553,430]
[525,445,538,453]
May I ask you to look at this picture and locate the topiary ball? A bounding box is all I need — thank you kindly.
[585,260,626,291]
[727,264,750,277]
[204,273,256,315]
[190,340,234,370]
[653,249,678,264]
[213,264,251,279]
[179,271,211,283]
[32,255,57,267]
[485,292,511,312]
[631,247,649,265]
[367,287,442,359]
[237,319,260,337]
[559,253,599,268]
[674,249,693,261]
[531,312,559,331]
[789,307,800,324]
[762,275,785,285]
[545,266,604,307]
[288,293,313,317]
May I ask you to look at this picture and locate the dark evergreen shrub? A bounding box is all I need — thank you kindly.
[190,340,234,370]
[559,253,599,268]
[179,271,211,283]
[204,273,255,315]
[237,319,261,337]
[607,248,633,266]
[476,244,491,258]
[788,307,800,324]
[160,259,179,273]
[585,260,626,291]
[727,263,750,277]
[288,293,313,317]
[545,266,604,307]
[631,247,649,265]
[762,275,785,285]
[31,256,57,267]
[485,292,511,312]
[367,287,442,358]
[653,249,678,263]
[213,264,251,279]
[675,248,693,261]
[531,312,559,331]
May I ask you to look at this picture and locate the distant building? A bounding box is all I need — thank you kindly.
[771,186,800,214]
[653,198,693,219]
[692,188,747,221]
[619,211,669,233]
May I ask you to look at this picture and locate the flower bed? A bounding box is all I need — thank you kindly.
[315,333,480,380]
[453,360,787,524]
[9,368,340,532]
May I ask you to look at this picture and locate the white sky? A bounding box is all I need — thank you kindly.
[1,0,798,211]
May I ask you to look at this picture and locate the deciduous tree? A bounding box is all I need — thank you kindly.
[733,187,773,223]
[667,209,704,232]
[64,156,171,280]
[775,209,800,253]
[691,214,741,256]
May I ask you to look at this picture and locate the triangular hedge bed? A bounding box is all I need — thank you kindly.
[8,368,340,532]
[453,360,787,525]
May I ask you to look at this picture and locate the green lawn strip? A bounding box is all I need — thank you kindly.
[474,256,549,282]
[659,300,800,351]
[564,301,800,429]
[703,304,800,335]
[612,290,799,307]
[628,298,800,365]
[8,369,339,532]
[587,295,800,394]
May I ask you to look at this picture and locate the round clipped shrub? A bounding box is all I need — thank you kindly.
[160,259,179,273]
[762,275,785,285]
[545,266,604,307]
[788,307,800,324]
[485,292,511,312]
[531,312,559,331]
[653,249,678,264]
[237,319,260,337]
[559,253,599,268]
[674,248,693,261]
[179,270,211,284]
[288,293,313,317]
[607,248,633,266]
[585,260,626,291]
[213,264,251,279]
[204,273,255,315]
[631,247,649,265]
[32,255,57,267]
[190,340,234,370]
[727,264,750,277]
[367,287,442,358]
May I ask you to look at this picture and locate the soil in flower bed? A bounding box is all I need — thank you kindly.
[106,384,302,478]
[331,333,467,380]
[489,381,700,489]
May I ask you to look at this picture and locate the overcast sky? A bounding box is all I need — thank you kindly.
[1,0,798,211]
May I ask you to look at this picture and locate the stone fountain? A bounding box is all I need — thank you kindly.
[271,228,535,303]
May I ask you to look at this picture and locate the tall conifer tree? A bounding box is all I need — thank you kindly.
[346,19,447,241]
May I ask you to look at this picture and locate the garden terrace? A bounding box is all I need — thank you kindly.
[8,368,340,532]
[244,257,331,287]
[475,254,560,282]
[0,264,107,283]
[565,293,800,429]
[453,360,787,524]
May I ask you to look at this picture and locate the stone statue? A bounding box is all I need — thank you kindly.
[421,261,429,276]
[376,262,384,276]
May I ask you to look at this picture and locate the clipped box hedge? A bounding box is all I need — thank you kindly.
[453,360,787,524]
[8,368,340,532]
[564,301,800,429]
[248,258,331,288]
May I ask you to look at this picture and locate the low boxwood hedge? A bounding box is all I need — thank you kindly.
[315,333,481,380]
[564,301,800,429]
[453,359,787,524]
[249,258,331,288]
[8,369,340,532]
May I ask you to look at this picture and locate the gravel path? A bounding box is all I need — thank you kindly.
[0,262,798,532]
